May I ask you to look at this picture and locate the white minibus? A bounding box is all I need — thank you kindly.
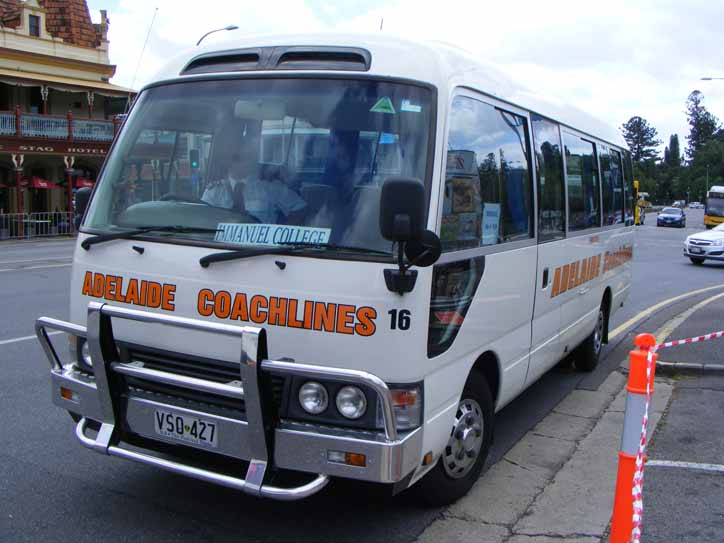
[36,34,634,504]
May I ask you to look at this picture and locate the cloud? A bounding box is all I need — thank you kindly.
[99,0,724,155]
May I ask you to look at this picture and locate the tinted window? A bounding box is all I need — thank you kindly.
[532,115,565,241]
[564,133,600,231]
[441,96,533,251]
[622,150,634,224]
[610,149,624,224]
[600,144,614,225]
[662,207,680,214]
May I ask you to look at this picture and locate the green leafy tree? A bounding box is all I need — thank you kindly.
[621,116,661,163]
[685,91,720,160]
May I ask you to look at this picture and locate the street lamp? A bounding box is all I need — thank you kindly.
[196,25,238,46]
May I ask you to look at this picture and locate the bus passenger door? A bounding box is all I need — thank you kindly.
[526,115,567,386]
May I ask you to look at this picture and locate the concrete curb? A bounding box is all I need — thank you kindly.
[0,236,76,246]
[415,369,674,543]
[654,361,724,375]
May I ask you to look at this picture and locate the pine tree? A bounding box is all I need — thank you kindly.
[620,116,661,163]
[685,91,719,160]
[665,134,681,168]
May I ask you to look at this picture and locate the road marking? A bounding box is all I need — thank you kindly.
[609,283,724,340]
[0,257,72,265]
[646,460,724,474]
[0,330,63,346]
[0,263,72,273]
[653,291,724,344]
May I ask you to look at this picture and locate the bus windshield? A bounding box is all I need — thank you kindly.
[706,193,724,216]
[84,78,433,254]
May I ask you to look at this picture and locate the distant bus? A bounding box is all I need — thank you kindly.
[705,185,724,228]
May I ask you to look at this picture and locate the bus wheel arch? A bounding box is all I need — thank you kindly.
[470,350,500,408]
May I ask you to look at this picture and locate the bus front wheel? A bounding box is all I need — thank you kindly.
[415,371,493,506]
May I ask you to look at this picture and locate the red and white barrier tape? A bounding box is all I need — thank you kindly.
[630,329,724,543]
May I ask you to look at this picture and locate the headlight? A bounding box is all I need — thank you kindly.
[714,238,724,246]
[298,381,328,415]
[80,340,93,367]
[336,386,367,419]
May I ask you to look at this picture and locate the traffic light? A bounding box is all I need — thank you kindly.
[189,149,200,169]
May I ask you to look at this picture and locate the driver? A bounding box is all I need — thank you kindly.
[202,152,306,223]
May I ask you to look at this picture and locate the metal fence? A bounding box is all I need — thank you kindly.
[75,119,115,142]
[0,212,75,240]
[0,111,15,135]
[19,113,69,139]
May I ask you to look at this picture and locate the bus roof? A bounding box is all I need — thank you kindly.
[149,33,628,150]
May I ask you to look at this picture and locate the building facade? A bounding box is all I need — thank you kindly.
[0,0,133,218]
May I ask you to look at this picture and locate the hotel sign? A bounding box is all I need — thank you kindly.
[0,139,108,156]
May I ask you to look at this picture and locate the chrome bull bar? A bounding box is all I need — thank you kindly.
[35,302,402,500]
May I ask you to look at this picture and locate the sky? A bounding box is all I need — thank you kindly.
[86,0,724,157]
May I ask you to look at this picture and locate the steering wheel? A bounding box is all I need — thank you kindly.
[159,193,210,205]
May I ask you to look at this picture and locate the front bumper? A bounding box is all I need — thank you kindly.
[36,303,422,500]
[683,246,724,260]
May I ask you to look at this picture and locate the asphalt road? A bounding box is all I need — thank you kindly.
[1,210,722,543]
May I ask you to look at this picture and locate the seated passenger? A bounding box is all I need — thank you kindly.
[202,153,306,224]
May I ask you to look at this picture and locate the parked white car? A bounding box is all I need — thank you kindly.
[684,223,724,264]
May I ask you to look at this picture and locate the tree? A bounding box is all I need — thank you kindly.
[685,90,719,160]
[664,134,681,168]
[620,116,661,163]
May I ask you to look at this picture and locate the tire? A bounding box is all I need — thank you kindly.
[690,257,705,265]
[574,304,605,372]
[415,372,494,506]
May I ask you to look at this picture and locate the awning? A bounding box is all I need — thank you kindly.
[0,68,135,97]
[75,177,95,188]
[23,176,62,189]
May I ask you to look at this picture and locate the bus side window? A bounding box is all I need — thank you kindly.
[563,133,600,231]
[442,95,533,252]
[622,149,635,224]
[531,115,565,241]
[609,148,625,225]
[599,144,614,225]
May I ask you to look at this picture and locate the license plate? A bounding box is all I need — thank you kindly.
[154,410,218,448]
[690,247,704,254]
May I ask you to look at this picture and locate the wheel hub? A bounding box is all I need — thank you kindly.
[443,398,484,479]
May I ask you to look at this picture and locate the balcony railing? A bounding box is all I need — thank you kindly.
[0,106,120,143]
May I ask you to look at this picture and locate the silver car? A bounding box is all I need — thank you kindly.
[684,223,724,265]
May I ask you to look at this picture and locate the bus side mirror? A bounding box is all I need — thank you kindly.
[380,177,438,295]
[75,187,92,228]
[380,177,425,242]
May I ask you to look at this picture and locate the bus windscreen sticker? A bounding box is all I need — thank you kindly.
[401,99,422,113]
[482,203,501,245]
[215,223,331,246]
[370,97,396,114]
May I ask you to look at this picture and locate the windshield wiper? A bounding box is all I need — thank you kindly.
[81,225,221,250]
[199,242,391,268]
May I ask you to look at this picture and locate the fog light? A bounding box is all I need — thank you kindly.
[81,340,92,367]
[60,387,79,402]
[299,381,328,415]
[336,386,367,419]
[327,450,366,467]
